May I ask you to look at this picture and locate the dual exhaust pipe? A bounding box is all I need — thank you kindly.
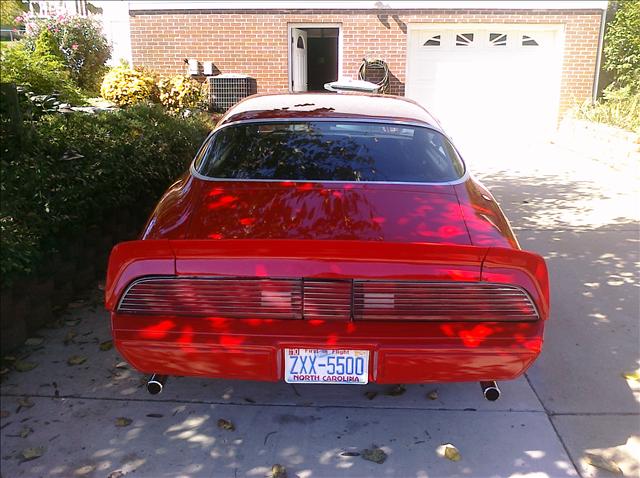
[480,381,501,401]
[146,374,167,395]
[146,374,501,401]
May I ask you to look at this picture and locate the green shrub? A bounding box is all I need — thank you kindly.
[0,104,213,285]
[23,12,111,91]
[573,86,640,133]
[604,0,640,92]
[100,64,157,107]
[33,28,64,61]
[158,75,207,112]
[0,41,83,103]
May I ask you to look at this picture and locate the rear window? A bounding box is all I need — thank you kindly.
[197,121,465,183]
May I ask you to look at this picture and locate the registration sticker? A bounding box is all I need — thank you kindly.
[284,348,369,384]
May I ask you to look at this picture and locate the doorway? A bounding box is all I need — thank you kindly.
[289,25,340,92]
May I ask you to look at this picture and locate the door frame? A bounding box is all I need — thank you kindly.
[287,23,343,93]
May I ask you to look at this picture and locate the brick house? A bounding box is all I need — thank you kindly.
[122,1,606,146]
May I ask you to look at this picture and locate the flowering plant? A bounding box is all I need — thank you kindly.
[21,11,111,91]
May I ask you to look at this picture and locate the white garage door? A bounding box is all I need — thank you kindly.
[406,25,563,156]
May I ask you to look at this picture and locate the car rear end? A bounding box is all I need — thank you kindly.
[105,95,549,392]
[106,239,548,385]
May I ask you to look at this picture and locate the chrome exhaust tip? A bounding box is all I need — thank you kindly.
[480,381,501,401]
[147,374,167,395]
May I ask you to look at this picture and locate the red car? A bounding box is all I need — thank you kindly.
[105,93,549,400]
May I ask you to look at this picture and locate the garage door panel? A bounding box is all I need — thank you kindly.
[406,25,563,153]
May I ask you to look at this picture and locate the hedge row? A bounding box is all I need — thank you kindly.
[0,104,214,288]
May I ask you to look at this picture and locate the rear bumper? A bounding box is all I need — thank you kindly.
[112,314,544,383]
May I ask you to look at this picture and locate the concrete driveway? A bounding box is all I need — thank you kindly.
[1,140,638,478]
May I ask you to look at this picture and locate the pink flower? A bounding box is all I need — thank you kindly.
[15,15,23,23]
[71,43,78,50]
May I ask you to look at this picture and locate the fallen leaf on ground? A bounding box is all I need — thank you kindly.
[115,362,128,369]
[585,453,623,474]
[14,360,38,372]
[3,355,17,362]
[100,340,113,351]
[362,447,387,464]
[442,444,461,461]
[107,471,125,478]
[63,330,77,345]
[0,410,10,418]
[386,384,406,396]
[115,417,132,427]
[64,317,81,326]
[18,397,34,409]
[20,446,44,461]
[217,418,235,431]
[270,464,287,478]
[427,390,438,400]
[340,451,360,457]
[24,337,44,346]
[364,391,378,400]
[622,370,639,382]
[67,355,86,366]
[0,367,9,375]
[19,427,33,438]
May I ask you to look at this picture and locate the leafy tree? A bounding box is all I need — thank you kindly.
[604,0,640,91]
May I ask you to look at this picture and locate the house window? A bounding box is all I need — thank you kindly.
[423,35,441,46]
[455,33,474,46]
[522,35,539,46]
[297,36,305,49]
[489,33,507,46]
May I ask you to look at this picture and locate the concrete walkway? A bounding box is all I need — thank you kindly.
[1,141,638,478]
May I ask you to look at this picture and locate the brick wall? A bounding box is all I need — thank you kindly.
[129,8,602,117]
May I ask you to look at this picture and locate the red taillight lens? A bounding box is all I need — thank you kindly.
[118,277,302,319]
[353,281,539,321]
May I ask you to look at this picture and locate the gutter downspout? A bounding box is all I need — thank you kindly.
[592,6,607,101]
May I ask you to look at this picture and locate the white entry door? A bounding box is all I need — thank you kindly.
[406,25,563,155]
[291,28,308,92]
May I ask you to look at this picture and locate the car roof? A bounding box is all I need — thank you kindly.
[217,93,443,130]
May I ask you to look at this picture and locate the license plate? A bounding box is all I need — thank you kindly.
[284,348,369,384]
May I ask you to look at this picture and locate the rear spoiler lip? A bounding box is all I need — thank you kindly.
[105,239,549,319]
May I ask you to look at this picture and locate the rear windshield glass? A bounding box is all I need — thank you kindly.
[197,121,465,183]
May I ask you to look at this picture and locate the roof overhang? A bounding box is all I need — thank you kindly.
[129,1,608,12]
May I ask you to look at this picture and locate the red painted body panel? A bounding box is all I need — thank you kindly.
[107,93,550,384]
[113,315,543,383]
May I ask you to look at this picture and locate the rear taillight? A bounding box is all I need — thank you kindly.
[118,277,538,321]
[118,277,302,319]
[353,281,538,321]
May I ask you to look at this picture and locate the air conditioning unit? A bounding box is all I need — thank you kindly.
[208,74,257,111]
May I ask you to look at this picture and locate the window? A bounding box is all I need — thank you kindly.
[522,35,539,46]
[423,34,441,46]
[193,133,214,170]
[489,33,507,46]
[455,33,474,46]
[198,121,465,183]
[296,35,305,49]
